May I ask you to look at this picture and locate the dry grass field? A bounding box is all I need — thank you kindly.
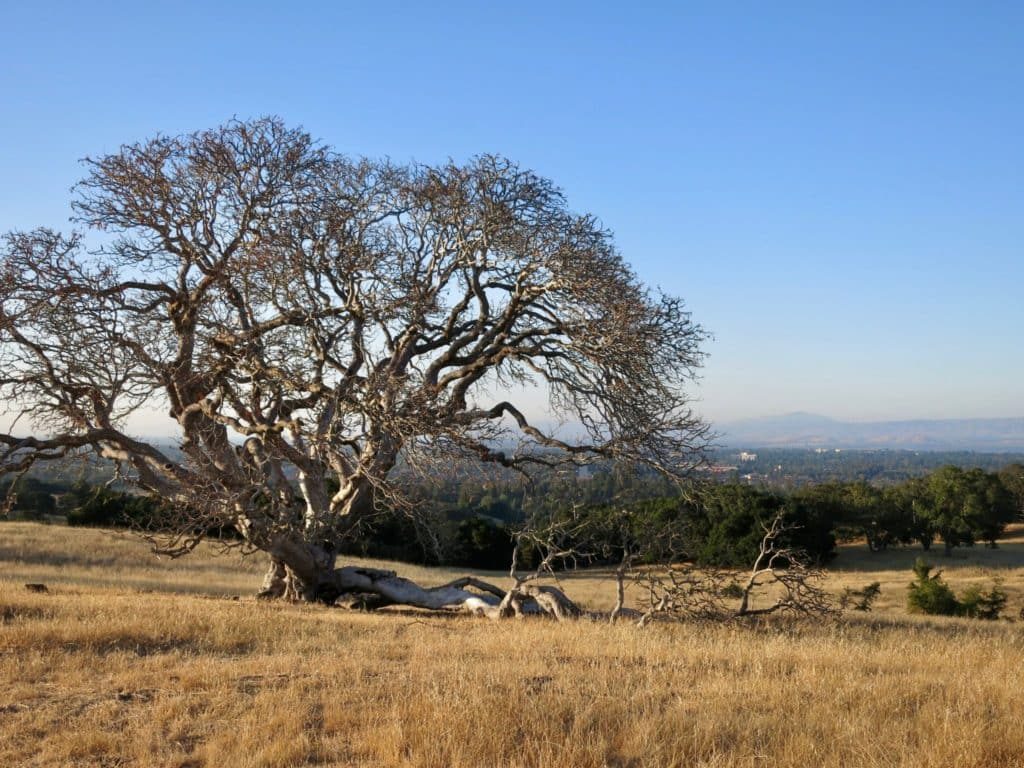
[3,522,1024,767]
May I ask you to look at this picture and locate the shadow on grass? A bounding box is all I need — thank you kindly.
[831,533,1024,573]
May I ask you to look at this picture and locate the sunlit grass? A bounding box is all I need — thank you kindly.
[2,521,1024,767]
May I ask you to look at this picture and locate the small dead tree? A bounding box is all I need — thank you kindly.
[632,512,836,626]
[732,514,835,618]
[596,504,693,623]
[0,117,709,612]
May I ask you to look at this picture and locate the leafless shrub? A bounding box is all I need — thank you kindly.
[630,513,837,626]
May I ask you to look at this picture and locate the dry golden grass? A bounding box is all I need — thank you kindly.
[3,522,1024,767]
[827,524,1024,616]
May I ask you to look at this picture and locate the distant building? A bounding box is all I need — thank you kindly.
[739,451,758,462]
[707,465,738,474]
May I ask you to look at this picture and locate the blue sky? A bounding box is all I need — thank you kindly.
[2,1,1022,427]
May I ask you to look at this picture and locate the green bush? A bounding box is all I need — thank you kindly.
[720,582,745,600]
[907,560,959,615]
[958,583,1007,620]
[840,581,882,612]
[906,559,1007,619]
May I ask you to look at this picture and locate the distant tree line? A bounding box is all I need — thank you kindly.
[403,463,1023,568]
[4,463,1022,571]
[0,476,60,518]
[797,464,1023,555]
[0,478,165,527]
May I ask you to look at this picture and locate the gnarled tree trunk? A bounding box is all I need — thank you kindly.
[254,532,582,620]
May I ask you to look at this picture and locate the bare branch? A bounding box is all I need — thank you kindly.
[1,117,710,606]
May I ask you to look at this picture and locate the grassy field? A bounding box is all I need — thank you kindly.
[2,522,1024,767]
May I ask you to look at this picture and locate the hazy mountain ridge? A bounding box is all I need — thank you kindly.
[719,413,1024,451]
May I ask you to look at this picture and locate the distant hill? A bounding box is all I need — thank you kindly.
[718,413,1024,451]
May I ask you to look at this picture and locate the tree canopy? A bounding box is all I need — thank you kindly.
[0,117,709,607]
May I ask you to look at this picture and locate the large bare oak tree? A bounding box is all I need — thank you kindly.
[0,118,708,614]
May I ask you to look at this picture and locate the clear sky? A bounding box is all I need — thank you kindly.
[2,1,1021,428]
